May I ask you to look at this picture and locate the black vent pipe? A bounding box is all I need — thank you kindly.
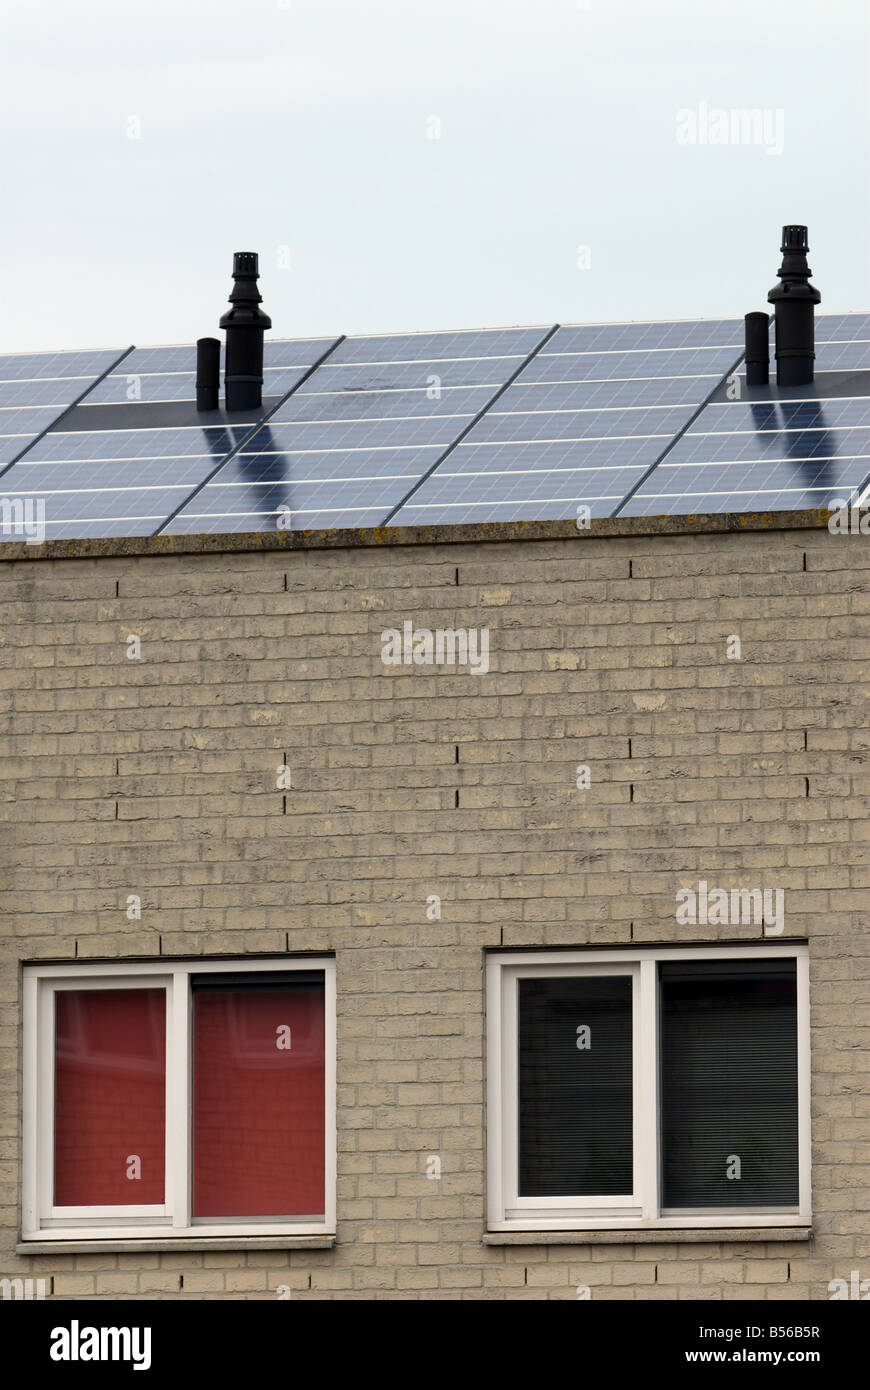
[744,312,770,387]
[767,225,821,387]
[195,337,220,411]
[220,252,272,411]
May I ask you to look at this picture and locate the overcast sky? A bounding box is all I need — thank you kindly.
[2,0,868,353]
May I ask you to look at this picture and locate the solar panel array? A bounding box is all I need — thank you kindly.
[0,348,128,467]
[1,313,868,542]
[0,339,338,539]
[616,314,870,516]
[163,327,548,534]
[388,320,747,526]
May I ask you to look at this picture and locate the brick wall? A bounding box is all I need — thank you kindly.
[1,515,868,1299]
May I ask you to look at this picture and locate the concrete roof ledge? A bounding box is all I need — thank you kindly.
[0,509,845,563]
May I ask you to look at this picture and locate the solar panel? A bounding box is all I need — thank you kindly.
[19,425,238,462]
[116,345,201,374]
[657,421,870,466]
[3,313,869,542]
[815,341,870,371]
[271,385,495,424]
[165,506,387,535]
[0,347,129,480]
[619,482,857,517]
[1,408,76,445]
[619,452,870,517]
[405,436,661,474]
[325,327,547,364]
[21,507,183,540]
[396,497,627,526]
[521,347,737,383]
[263,338,344,368]
[0,349,126,382]
[616,317,870,517]
[621,449,864,498]
[162,327,553,535]
[184,447,437,488]
[296,356,522,393]
[810,312,870,342]
[549,320,746,353]
[259,416,477,453]
[86,366,311,406]
[115,339,337,376]
[465,404,694,445]
[0,437,36,467]
[0,425,240,540]
[387,320,745,526]
[0,337,342,540]
[395,464,644,513]
[495,376,719,412]
[0,378,100,408]
[163,476,415,519]
[6,457,212,492]
[683,398,870,432]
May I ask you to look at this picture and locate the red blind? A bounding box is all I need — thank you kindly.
[54,989,166,1206]
[192,982,325,1218]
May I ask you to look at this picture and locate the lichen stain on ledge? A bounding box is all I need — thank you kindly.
[0,507,844,564]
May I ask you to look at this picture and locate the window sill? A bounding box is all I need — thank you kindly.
[17,1236,335,1255]
[483,1227,811,1246]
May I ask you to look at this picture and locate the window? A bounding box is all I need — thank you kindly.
[22,958,335,1241]
[486,946,810,1231]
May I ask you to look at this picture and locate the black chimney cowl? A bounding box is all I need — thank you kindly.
[767,225,821,387]
[220,252,272,411]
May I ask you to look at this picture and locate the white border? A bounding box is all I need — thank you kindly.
[22,956,336,1243]
[486,944,811,1233]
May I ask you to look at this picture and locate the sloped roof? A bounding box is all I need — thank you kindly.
[1,314,868,543]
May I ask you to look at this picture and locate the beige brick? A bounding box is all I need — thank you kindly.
[2,521,866,1301]
[52,1274,97,1296]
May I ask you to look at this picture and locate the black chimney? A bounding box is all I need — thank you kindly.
[744,312,770,387]
[220,252,272,411]
[195,337,220,411]
[767,225,821,387]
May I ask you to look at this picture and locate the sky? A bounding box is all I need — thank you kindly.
[2,0,869,353]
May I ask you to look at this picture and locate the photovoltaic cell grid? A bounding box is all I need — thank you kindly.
[2,313,869,542]
[387,319,747,526]
[617,313,870,517]
[85,338,334,405]
[161,327,550,534]
[0,348,126,467]
[0,337,338,539]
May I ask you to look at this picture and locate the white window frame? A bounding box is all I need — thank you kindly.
[486,944,811,1232]
[22,956,336,1242]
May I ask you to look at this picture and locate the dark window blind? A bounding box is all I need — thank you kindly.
[518,975,633,1197]
[660,959,798,1208]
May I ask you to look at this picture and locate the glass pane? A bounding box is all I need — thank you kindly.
[54,989,166,1206]
[518,976,633,1197]
[192,979,325,1218]
[660,960,798,1208]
